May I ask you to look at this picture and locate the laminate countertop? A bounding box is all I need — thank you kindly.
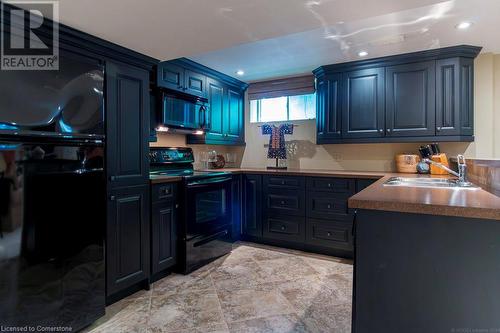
[348,174,500,221]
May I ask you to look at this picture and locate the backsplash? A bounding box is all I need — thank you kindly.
[150,133,244,169]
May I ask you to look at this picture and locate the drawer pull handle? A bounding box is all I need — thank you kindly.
[162,189,170,195]
[327,204,332,209]
[280,200,285,205]
[327,183,332,188]
[281,226,286,231]
[327,232,332,237]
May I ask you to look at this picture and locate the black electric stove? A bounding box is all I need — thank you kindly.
[149,147,233,273]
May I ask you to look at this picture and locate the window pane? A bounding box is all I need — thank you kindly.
[260,97,287,122]
[289,93,316,120]
[250,100,258,123]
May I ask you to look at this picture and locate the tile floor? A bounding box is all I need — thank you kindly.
[85,242,353,333]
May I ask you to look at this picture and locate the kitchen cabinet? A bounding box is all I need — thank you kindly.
[156,58,247,145]
[106,185,150,297]
[240,174,380,258]
[231,175,242,241]
[386,61,435,137]
[313,45,481,144]
[242,174,263,237]
[106,60,152,299]
[436,57,474,136]
[151,183,178,277]
[106,61,150,188]
[342,68,385,139]
[189,79,245,145]
[316,74,342,143]
[157,62,207,99]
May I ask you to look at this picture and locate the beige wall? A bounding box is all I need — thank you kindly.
[151,53,500,172]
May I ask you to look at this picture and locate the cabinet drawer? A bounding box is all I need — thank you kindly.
[264,175,305,189]
[307,192,353,220]
[306,218,353,251]
[263,213,305,243]
[264,189,305,216]
[152,183,176,202]
[307,177,355,194]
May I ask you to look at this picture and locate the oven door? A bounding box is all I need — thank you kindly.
[185,176,232,240]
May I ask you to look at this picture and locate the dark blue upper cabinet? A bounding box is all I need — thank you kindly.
[156,58,247,145]
[436,57,474,136]
[184,69,207,98]
[386,61,435,137]
[158,62,184,92]
[342,68,385,139]
[313,45,481,144]
[157,62,207,99]
[316,74,342,143]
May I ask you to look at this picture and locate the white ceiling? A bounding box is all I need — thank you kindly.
[54,0,500,82]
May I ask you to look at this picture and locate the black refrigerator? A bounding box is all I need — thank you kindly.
[0,52,106,331]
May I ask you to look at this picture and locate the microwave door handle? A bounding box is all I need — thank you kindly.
[199,105,208,129]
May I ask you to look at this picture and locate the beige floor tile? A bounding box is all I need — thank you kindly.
[148,290,225,332]
[153,268,215,296]
[217,287,295,323]
[227,313,309,333]
[255,256,318,282]
[85,297,151,333]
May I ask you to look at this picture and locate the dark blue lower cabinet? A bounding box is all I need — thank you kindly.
[354,209,500,332]
[240,175,372,258]
[242,174,263,237]
[151,183,178,277]
[231,175,242,241]
[106,185,150,298]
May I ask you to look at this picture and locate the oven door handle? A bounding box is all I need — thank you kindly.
[186,176,232,187]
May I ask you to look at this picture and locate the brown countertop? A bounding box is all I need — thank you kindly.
[207,167,385,179]
[348,174,500,220]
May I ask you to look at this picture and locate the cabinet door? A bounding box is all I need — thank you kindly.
[107,185,150,297]
[151,200,177,275]
[386,61,435,137]
[459,58,474,136]
[184,69,207,98]
[205,77,225,142]
[106,61,150,188]
[158,62,184,92]
[316,74,342,142]
[225,87,244,143]
[231,175,242,241]
[342,68,385,138]
[242,174,262,237]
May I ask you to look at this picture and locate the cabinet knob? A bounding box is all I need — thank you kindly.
[336,131,341,134]
[281,226,286,231]
[280,200,285,205]
[109,175,116,181]
[281,181,285,185]
[386,129,392,134]
[378,129,383,133]
[436,126,441,132]
[110,195,115,201]
[327,183,332,188]
[175,204,179,209]
[327,232,332,237]
[327,204,332,209]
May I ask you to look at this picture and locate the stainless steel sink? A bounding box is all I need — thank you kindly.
[383,177,480,190]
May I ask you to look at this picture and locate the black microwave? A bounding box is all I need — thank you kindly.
[158,92,209,133]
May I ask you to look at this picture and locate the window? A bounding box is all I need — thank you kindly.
[250,93,316,123]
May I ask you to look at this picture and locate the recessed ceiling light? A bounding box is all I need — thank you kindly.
[456,21,472,30]
[236,70,245,76]
[358,51,368,57]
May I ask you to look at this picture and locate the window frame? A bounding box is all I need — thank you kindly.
[250,93,316,123]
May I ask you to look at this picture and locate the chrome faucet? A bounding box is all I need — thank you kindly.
[423,154,469,185]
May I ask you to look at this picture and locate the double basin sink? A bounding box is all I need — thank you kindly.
[383,177,479,190]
